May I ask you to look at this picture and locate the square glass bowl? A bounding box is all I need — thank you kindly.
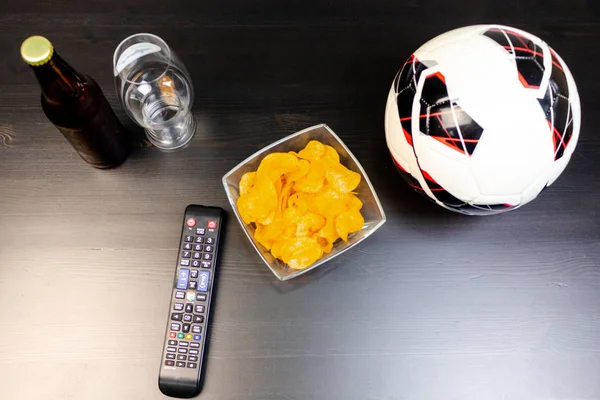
[222,124,386,280]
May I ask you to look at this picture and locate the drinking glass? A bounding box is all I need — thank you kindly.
[113,33,195,150]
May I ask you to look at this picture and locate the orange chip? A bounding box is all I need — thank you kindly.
[325,162,361,193]
[283,206,302,225]
[294,158,326,193]
[284,159,310,182]
[262,218,286,241]
[296,212,326,237]
[335,207,364,241]
[317,216,338,244]
[316,236,334,254]
[257,210,275,225]
[280,237,323,270]
[271,240,285,259]
[348,193,363,210]
[236,194,255,224]
[277,181,294,216]
[254,224,273,250]
[274,176,283,195]
[257,153,298,181]
[239,172,256,196]
[237,177,277,223]
[313,185,350,217]
[322,145,340,163]
[297,140,325,161]
[284,224,296,238]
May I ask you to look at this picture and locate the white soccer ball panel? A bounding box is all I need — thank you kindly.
[385,86,415,169]
[469,113,553,196]
[413,137,480,203]
[416,25,488,54]
[546,152,572,187]
[521,172,551,205]
[471,194,522,207]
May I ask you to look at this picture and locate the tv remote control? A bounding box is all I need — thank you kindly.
[159,205,225,398]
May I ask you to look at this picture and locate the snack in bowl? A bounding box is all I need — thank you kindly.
[236,140,365,270]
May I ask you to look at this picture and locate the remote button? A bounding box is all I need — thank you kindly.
[166,347,176,353]
[171,313,183,321]
[192,325,202,334]
[168,340,177,346]
[183,314,192,323]
[193,335,201,341]
[169,332,177,338]
[201,261,211,269]
[178,348,188,354]
[185,334,193,340]
[186,218,196,227]
[205,237,215,245]
[207,220,217,229]
[177,354,187,361]
[166,353,176,360]
[193,315,204,323]
[191,260,200,268]
[204,245,214,253]
[184,235,193,243]
[176,269,190,290]
[185,303,193,313]
[183,243,192,250]
[193,252,201,259]
[174,303,184,311]
[180,259,190,266]
[195,305,205,313]
[197,270,210,291]
[202,253,212,261]
[188,356,198,362]
[189,281,197,290]
[179,341,189,347]
[196,293,207,301]
[186,291,196,301]
[182,323,191,333]
[190,342,200,348]
[175,291,185,299]
[196,228,205,236]
[170,323,181,331]
[187,363,197,369]
[177,333,185,339]
[176,361,186,368]
[195,236,204,243]
[181,251,191,259]
[190,270,199,278]
[189,349,200,355]
[194,244,203,252]
[165,360,175,366]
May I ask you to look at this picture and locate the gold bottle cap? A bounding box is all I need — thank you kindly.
[21,36,54,66]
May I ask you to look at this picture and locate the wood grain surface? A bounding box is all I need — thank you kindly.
[1,1,600,399]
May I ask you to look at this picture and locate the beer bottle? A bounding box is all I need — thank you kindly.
[20,36,130,168]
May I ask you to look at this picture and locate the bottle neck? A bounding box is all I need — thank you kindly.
[32,52,86,103]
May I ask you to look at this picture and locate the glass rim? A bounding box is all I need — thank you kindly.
[113,33,173,85]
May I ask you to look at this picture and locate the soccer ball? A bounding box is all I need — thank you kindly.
[384,25,581,215]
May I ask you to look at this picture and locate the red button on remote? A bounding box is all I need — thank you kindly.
[207,220,217,229]
[169,332,177,338]
[186,218,196,227]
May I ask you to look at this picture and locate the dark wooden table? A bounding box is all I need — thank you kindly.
[1,1,600,399]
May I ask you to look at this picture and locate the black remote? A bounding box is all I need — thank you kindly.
[158,205,225,398]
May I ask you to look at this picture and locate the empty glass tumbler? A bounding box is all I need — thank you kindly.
[113,33,195,150]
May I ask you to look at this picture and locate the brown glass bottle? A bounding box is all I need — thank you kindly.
[21,36,130,168]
